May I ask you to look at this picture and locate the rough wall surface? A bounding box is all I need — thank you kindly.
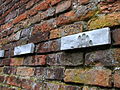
[0,0,120,90]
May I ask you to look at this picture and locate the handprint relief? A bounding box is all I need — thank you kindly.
[77,33,93,48]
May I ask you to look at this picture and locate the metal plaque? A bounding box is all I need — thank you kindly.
[61,27,111,50]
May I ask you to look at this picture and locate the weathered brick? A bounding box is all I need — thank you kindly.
[33,19,56,32]
[29,31,49,43]
[46,67,64,80]
[64,67,112,87]
[5,10,17,22]
[15,37,28,46]
[34,67,46,79]
[56,0,71,14]
[7,76,21,87]
[34,55,46,65]
[34,82,44,90]
[34,0,50,11]
[47,51,83,66]
[85,48,120,66]
[16,67,35,76]
[1,58,11,66]
[23,56,34,66]
[3,66,16,75]
[49,0,61,5]
[27,13,41,26]
[20,27,32,38]
[50,22,83,39]
[21,78,34,89]
[36,39,61,53]
[55,11,76,26]
[10,57,24,66]
[88,12,120,30]
[24,55,47,66]
[1,22,13,30]
[8,31,21,42]
[113,68,120,88]
[45,82,81,90]
[0,75,6,83]
[12,13,27,24]
[82,86,99,90]
[0,67,3,74]
[112,29,120,45]
[99,0,120,14]
[78,0,89,5]
[41,7,56,19]
[26,0,39,9]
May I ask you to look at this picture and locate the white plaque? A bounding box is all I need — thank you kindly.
[14,43,35,55]
[61,27,111,50]
[0,50,4,57]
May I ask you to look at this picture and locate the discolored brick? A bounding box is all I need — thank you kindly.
[113,68,120,88]
[112,29,120,45]
[56,0,71,14]
[85,48,120,66]
[16,67,35,76]
[46,67,64,80]
[64,67,112,87]
[47,51,83,66]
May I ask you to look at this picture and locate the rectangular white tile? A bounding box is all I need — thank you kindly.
[0,50,4,57]
[14,43,35,56]
[61,27,111,50]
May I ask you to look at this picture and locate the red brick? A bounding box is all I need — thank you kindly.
[50,0,61,5]
[10,57,24,66]
[26,0,39,9]
[16,67,35,76]
[78,0,89,5]
[56,0,71,14]
[99,0,120,14]
[12,13,27,24]
[34,1,50,11]
[27,9,37,17]
[7,76,21,87]
[29,31,49,43]
[34,55,46,65]
[1,22,13,30]
[114,68,120,88]
[34,19,56,32]
[21,78,34,89]
[55,11,78,26]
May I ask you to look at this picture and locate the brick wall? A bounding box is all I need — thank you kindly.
[0,0,120,90]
